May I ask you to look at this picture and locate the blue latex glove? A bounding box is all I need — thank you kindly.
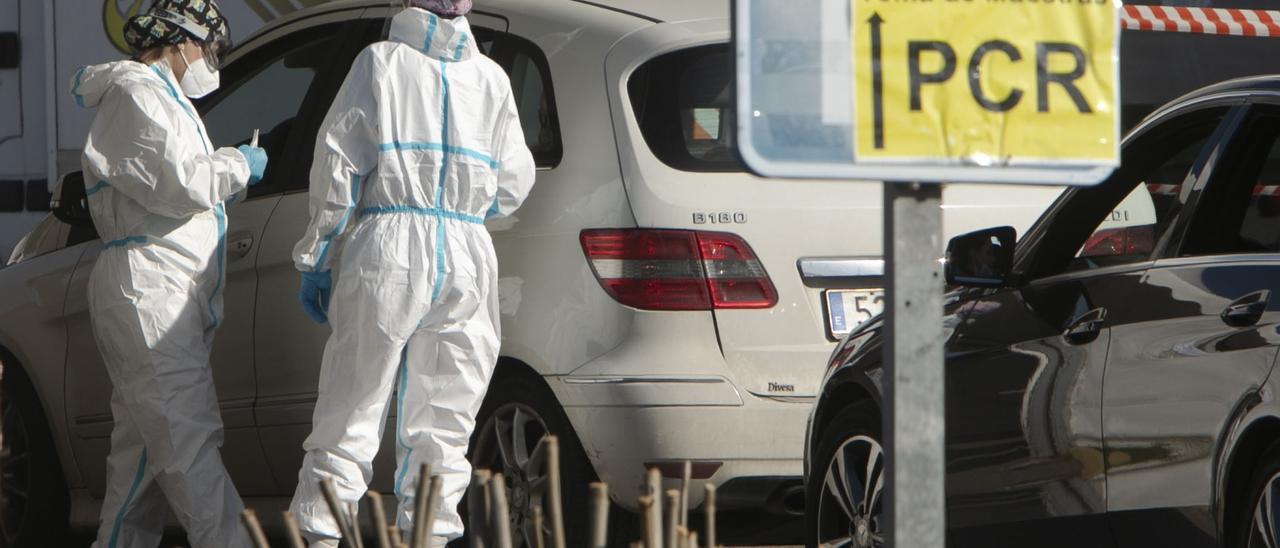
[237,145,269,186]
[298,271,332,324]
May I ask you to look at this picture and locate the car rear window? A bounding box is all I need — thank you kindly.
[628,44,743,173]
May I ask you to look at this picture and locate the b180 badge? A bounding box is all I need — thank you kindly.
[693,212,747,225]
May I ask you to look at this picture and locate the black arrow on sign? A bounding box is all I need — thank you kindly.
[868,12,885,150]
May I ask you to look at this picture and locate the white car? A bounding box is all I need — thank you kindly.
[0,0,1060,545]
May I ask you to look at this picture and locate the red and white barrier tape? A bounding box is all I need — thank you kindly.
[1123,5,1280,37]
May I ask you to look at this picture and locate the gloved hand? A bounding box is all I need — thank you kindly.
[298,271,332,325]
[237,145,269,186]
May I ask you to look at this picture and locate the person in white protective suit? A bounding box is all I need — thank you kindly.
[288,0,536,545]
[73,1,268,546]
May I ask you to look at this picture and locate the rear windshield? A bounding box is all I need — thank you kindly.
[628,44,743,173]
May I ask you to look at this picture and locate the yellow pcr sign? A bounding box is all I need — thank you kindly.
[852,0,1119,167]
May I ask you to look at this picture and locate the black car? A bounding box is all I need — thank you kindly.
[805,76,1280,548]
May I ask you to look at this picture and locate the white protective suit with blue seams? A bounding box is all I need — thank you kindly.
[289,7,536,543]
[73,58,252,548]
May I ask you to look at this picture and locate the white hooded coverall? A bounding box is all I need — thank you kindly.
[73,59,252,548]
[289,8,536,541]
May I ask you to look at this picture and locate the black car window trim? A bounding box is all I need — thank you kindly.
[1025,260,1155,289]
[358,7,511,32]
[1172,102,1280,258]
[1155,103,1251,260]
[1012,103,1245,283]
[1150,253,1280,271]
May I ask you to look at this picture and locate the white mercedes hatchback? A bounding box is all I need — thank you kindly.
[0,0,1060,545]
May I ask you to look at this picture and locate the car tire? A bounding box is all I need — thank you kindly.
[1235,438,1280,547]
[0,363,69,547]
[466,366,633,547]
[805,400,885,548]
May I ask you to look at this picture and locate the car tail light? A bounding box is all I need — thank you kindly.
[1080,225,1154,258]
[580,229,778,311]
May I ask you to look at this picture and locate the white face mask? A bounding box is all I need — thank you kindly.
[177,47,219,99]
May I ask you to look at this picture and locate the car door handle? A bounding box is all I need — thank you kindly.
[1064,307,1107,345]
[1222,289,1270,328]
[228,233,254,259]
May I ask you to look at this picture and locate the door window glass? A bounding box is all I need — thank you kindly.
[501,35,562,168]
[628,44,741,172]
[1072,148,1196,269]
[1027,107,1227,278]
[199,29,341,191]
[1181,110,1280,255]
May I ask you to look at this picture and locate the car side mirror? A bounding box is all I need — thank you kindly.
[945,226,1016,288]
[50,171,94,228]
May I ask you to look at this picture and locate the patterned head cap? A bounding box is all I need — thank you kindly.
[124,0,230,53]
[407,0,473,18]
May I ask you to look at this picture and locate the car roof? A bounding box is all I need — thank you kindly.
[243,0,725,41]
[564,0,727,23]
[1151,74,1280,119]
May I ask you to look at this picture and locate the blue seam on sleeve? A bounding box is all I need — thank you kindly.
[72,66,88,108]
[86,180,110,196]
[103,235,150,249]
[312,171,363,271]
[486,198,501,220]
[107,450,148,548]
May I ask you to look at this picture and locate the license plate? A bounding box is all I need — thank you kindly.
[825,289,885,339]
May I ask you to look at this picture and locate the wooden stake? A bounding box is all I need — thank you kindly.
[411,463,432,548]
[589,482,610,548]
[703,484,716,548]
[469,469,492,548]
[241,509,271,548]
[646,468,663,548]
[349,501,364,548]
[388,525,403,548]
[532,503,546,548]
[664,489,680,548]
[546,436,566,548]
[688,530,698,548]
[320,478,359,544]
[679,461,691,527]
[367,491,393,548]
[675,526,688,548]
[491,473,514,548]
[421,475,444,546]
[638,495,655,548]
[283,511,307,548]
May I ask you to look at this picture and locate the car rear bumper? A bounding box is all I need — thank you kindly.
[555,376,809,512]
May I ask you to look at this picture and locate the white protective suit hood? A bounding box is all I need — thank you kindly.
[289,7,536,543]
[72,58,253,548]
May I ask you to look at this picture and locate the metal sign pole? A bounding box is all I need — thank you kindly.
[882,181,945,547]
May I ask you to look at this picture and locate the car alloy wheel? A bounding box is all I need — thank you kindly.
[816,435,886,547]
[0,392,29,544]
[472,402,555,547]
[1249,470,1280,548]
